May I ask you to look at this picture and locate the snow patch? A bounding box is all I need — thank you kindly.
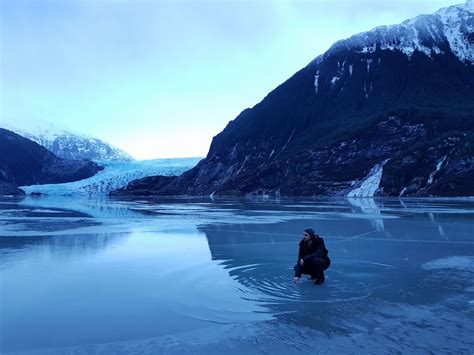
[428,155,447,184]
[330,76,340,87]
[423,256,474,272]
[280,130,295,152]
[314,71,320,94]
[235,155,249,176]
[399,187,408,197]
[366,58,373,72]
[436,2,474,64]
[348,160,388,197]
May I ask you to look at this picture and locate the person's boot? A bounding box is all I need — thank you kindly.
[314,278,325,285]
[314,272,325,285]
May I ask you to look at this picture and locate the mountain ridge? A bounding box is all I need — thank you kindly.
[116,1,474,197]
[1,123,133,162]
[0,128,102,195]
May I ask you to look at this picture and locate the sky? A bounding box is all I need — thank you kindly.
[0,0,463,159]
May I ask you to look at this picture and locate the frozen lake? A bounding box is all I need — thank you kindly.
[1,196,473,354]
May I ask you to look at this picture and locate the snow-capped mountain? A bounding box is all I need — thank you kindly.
[1,122,133,162]
[120,1,474,197]
[20,158,201,196]
[326,0,474,64]
[0,128,102,195]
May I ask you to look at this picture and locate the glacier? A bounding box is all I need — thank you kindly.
[19,157,202,196]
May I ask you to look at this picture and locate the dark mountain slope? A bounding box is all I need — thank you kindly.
[118,1,474,197]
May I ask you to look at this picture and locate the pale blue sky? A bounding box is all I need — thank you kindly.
[0,0,461,159]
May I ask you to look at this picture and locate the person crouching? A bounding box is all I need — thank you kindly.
[293,228,331,285]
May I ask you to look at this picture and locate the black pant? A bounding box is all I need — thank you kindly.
[294,257,330,280]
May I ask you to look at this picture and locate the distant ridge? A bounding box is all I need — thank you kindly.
[0,128,102,195]
[1,121,133,162]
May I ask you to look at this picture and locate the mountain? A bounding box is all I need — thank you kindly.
[119,1,474,197]
[1,123,133,162]
[0,129,102,195]
[20,158,201,196]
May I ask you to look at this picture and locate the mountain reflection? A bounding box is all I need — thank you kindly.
[200,198,474,331]
[0,197,131,267]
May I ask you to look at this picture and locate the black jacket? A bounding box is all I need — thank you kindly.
[297,236,330,263]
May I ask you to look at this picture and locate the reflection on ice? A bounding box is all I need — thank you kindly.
[1,228,269,353]
[1,196,473,353]
[348,197,385,232]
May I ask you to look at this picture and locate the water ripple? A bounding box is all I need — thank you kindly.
[225,261,394,304]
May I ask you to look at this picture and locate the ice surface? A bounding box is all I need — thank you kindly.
[1,196,473,354]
